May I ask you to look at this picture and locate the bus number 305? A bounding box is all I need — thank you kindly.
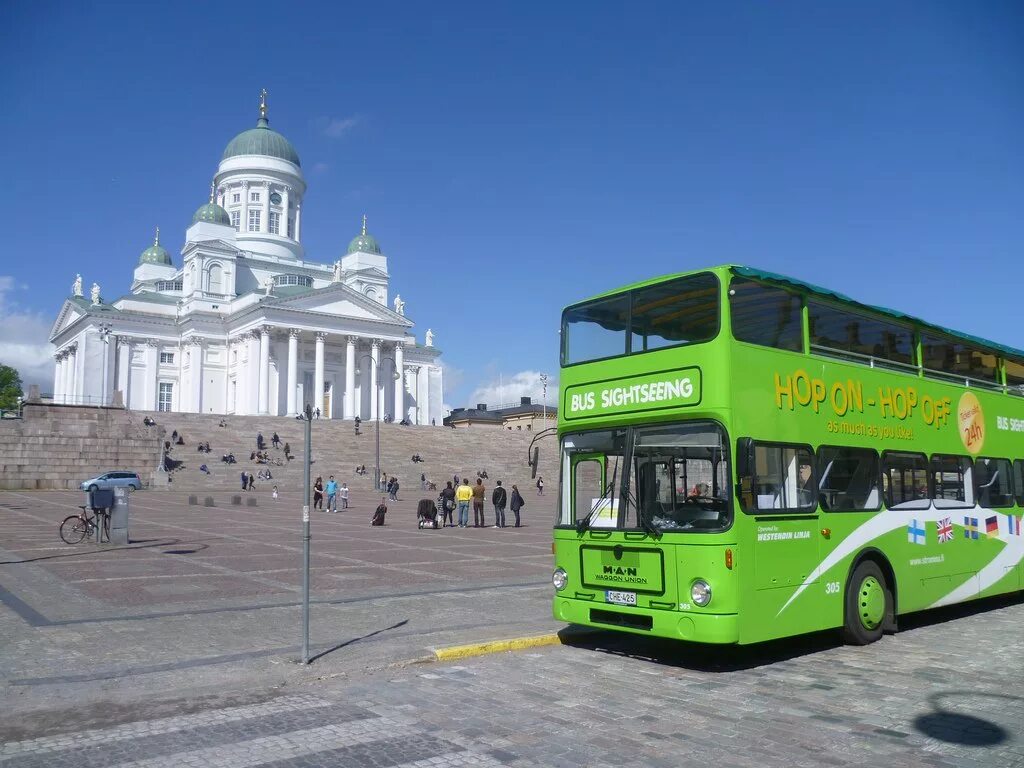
[825,581,841,595]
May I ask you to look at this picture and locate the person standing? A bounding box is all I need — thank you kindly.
[440,481,456,527]
[326,475,338,512]
[472,478,487,528]
[510,484,525,527]
[456,479,473,528]
[339,482,349,510]
[390,477,400,501]
[247,472,255,491]
[272,432,280,449]
[492,480,507,529]
[240,471,247,491]
[313,476,324,510]
[536,476,545,496]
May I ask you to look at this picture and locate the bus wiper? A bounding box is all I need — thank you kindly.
[627,486,662,538]
[577,460,618,534]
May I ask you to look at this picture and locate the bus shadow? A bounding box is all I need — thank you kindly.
[561,592,1024,672]
[560,627,841,672]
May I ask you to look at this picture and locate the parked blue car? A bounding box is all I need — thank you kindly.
[79,472,142,492]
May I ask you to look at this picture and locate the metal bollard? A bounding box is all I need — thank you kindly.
[188,495,198,506]
[203,496,215,507]
[246,497,258,507]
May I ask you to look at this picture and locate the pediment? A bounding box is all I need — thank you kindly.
[50,301,84,340]
[182,239,239,256]
[269,284,411,325]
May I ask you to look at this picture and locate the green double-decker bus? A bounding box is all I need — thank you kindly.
[552,265,1024,645]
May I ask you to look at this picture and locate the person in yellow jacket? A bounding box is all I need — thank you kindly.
[455,479,474,528]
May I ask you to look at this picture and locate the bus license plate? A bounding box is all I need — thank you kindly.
[605,590,636,606]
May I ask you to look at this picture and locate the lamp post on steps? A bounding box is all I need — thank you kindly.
[356,353,399,491]
[301,402,312,664]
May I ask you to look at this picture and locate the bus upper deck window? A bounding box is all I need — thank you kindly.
[729,278,803,352]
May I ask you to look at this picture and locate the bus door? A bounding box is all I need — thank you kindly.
[571,453,612,527]
[737,439,820,591]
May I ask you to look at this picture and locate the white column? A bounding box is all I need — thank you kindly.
[281,186,291,239]
[116,337,131,405]
[261,182,270,233]
[369,340,381,421]
[246,332,260,415]
[287,329,299,416]
[393,342,405,423]
[418,365,431,426]
[144,342,158,411]
[295,204,302,242]
[241,182,249,233]
[258,326,270,414]
[190,339,204,413]
[62,351,73,403]
[53,355,63,400]
[314,332,326,417]
[344,336,356,419]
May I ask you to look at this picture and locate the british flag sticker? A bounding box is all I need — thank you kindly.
[936,517,953,543]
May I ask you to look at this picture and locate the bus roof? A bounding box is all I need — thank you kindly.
[567,264,1024,361]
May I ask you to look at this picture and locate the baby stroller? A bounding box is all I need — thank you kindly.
[417,498,440,529]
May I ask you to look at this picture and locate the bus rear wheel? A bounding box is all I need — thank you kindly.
[842,561,890,645]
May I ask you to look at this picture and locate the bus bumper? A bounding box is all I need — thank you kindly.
[553,598,739,644]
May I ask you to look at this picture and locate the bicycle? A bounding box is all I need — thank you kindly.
[60,505,110,545]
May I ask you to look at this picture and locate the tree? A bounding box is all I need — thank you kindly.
[0,364,24,411]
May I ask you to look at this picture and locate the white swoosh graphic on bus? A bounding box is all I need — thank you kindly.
[777,505,1018,617]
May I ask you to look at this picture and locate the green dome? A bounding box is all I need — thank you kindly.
[346,215,382,254]
[222,116,301,167]
[139,228,171,266]
[192,202,231,226]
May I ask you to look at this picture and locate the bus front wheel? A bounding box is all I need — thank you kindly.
[842,560,890,645]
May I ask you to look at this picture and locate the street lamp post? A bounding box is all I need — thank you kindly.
[540,373,549,423]
[356,353,400,491]
[301,403,312,664]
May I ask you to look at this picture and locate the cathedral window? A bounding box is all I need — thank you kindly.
[269,212,281,235]
[159,352,175,365]
[156,280,183,292]
[158,382,174,412]
[250,191,261,203]
[208,264,224,294]
[231,211,240,230]
[232,193,240,203]
[248,209,261,232]
[273,274,313,288]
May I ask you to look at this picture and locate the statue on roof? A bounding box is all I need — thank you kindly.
[332,260,342,283]
[393,294,405,316]
[90,283,101,306]
[425,328,434,347]
[264,277,273,297]
[72,274,83,297]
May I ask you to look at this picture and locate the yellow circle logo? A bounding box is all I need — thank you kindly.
[958,392,985,455]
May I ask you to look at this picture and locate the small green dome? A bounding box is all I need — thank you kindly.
[139,227,172,266]
[346,215,382,255]
[192,202,231,226]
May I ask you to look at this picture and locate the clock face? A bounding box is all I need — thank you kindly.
[270,192,282,205]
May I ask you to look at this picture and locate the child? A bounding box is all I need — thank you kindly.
[272,485,279,500]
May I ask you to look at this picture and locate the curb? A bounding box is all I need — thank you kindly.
[432,633,563,662]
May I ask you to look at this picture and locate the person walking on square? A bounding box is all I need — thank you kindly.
[389,477,400,501]
[510,484,525,527]
[272,432,280,449]
[536,476,544,496]
[326,475,338,512]
[247,472,255,491]
[440,481,456,527]
[240,471,247,491]
[340,482,349,510]
[313,476,324,510]
[492,480,507,529]
[472,477,487,528]
[272,485,279,500]
[456,479,473,528]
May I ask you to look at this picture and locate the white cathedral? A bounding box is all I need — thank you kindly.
[49,93,443,423]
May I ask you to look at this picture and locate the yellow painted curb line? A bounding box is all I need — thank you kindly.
[433,633,563,662]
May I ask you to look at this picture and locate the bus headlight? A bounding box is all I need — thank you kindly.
[691,579,712,606]
[552,568,568,591]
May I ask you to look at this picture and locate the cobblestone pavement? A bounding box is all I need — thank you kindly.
[2,598,1023,766]
[3,490,1024,766]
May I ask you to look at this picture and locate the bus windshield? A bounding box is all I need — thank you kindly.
[559,421,731,533]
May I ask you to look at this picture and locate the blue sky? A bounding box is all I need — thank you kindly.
[1,1,1021,408]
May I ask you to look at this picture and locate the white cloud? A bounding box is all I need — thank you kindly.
[318,115,359,139]
[468,370,557,409]
[312,161,330,174]
[0,277,54,391]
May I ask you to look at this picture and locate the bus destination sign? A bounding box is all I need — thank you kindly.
[564,367,702,420]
